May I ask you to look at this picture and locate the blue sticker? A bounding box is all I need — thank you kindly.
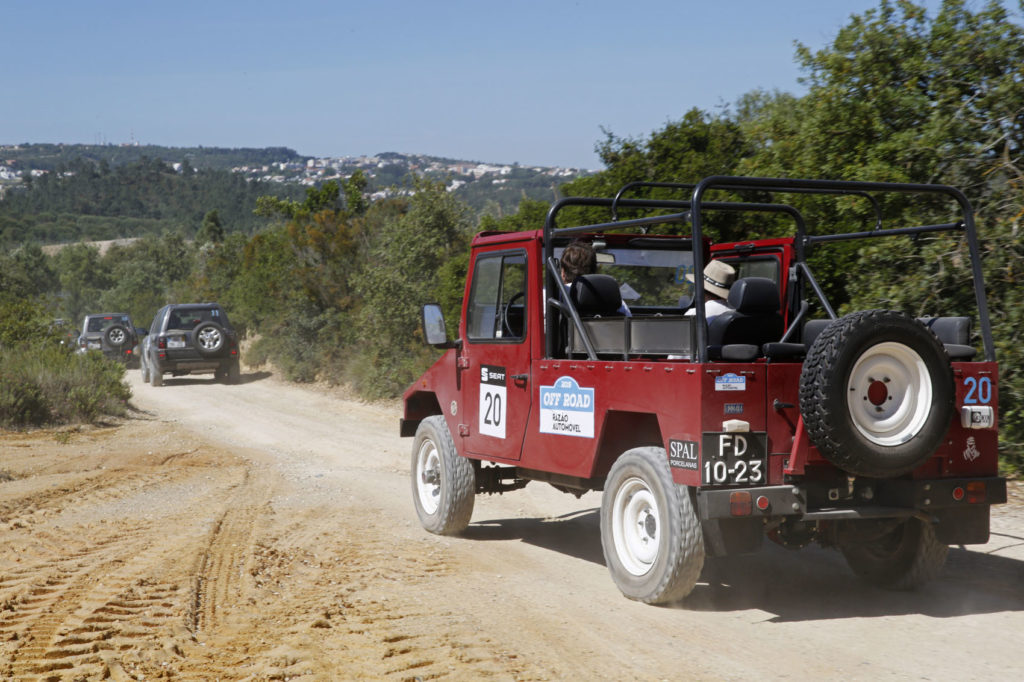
[715,373,746,391]
[539,376,595,438]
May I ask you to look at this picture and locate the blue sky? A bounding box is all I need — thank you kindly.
[4,0,953,169]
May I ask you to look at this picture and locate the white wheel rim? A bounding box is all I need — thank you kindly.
[847,341,932,446]
[109,329,125,344]
[611,476,660,576]
[415,439,442,515]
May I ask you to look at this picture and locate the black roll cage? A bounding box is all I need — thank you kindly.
[543,175,994,364]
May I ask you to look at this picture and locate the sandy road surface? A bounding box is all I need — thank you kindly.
[1,368,1023,681]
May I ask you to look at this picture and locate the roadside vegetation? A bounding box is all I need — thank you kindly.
[0,298,130,428]
[1,1,1021,472]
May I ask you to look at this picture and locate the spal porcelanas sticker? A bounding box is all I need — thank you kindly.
[479,365,507,439]
[539,376,595,438]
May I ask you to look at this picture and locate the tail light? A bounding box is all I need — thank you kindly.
[157,336,167,350]
[729,491,753,516]
[966,481,986,504]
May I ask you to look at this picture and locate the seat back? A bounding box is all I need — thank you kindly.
[571,274,623,316]
[920,316,975,359]
[708,277,784,352]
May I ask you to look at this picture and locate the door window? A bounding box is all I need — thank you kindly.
[466,252,527,342]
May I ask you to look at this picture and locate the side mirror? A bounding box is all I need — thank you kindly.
[136,327,148,337]
[422,304,455,348]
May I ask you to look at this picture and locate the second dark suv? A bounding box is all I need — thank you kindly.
[141,303,240,386]
[77,313,141,366]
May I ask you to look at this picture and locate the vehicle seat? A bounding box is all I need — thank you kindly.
[566,274,628,358]
[920,316,976,360]
[571,274,624,316]
[707,277,783,361]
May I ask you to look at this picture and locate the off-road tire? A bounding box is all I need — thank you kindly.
[600,447,705,604]
[192,322,226,357]
[839,518,949,589]
[104,324,130,349]
[411,416,475,535]
[799,310,954,478]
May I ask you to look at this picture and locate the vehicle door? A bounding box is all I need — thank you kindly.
[461,249,532,461]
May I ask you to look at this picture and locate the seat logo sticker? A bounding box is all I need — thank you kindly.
[539,376,595,438]
[479,364,506,439]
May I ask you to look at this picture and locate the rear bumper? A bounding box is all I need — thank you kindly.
[152,354,234,374]
[697,476,1007,521]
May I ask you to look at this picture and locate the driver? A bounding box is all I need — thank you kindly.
[560,239,631,316]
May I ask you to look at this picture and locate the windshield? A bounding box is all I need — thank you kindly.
[556,245,696,308]
[167,307,227,329]
[86,315,131,332]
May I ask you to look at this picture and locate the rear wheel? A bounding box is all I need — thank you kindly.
[140,356,150,383]
[151,367,163,387]
[600,447,705,604]
[839,518,948,589]
[411,416,475,535]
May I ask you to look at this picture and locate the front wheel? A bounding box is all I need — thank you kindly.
[411,416,475,535]
[600,447,705,604]
[839,518,948,590]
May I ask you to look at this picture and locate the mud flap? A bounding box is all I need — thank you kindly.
[701,517,763,557]
[931,506,991,545]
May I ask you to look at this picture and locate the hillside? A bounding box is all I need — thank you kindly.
[0,144,591,244]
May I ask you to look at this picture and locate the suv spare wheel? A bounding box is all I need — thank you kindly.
[192,321,226,356]
[798,310,954,478]
[105,324,130,348]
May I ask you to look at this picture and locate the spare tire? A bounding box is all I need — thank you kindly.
[104,324,130,348]
[799,310,954,478]
[192,321,226,357]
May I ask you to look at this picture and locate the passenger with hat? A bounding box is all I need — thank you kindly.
[685,260,736,320]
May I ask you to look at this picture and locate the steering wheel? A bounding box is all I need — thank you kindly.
[501,291,525,338]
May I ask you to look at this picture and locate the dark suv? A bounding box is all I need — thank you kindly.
[77,313,141,366]
[141,303,240,386]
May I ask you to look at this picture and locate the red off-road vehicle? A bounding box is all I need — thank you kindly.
[401,176,1006,604]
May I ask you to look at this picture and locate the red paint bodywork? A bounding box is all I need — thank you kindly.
[402,229,1001,486]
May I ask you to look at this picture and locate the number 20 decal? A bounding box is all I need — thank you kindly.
[963,376,992,404]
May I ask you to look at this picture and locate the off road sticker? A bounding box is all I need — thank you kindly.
[479,364,506,439]
[539,376,594,438]
[668,439,698,470]
[715,373,746,391]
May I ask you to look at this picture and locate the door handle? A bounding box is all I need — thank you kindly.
[511,373,528,387]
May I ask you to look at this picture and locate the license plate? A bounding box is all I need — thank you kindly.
[88,341,100,350]
[701,432,768,486]
[168,337,186,349]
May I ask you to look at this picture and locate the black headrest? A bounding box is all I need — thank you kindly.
[571,274,623,316]
[726,277,780,315]
[920,316,971,346]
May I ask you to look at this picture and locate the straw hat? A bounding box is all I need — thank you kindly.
[686,260,736,299]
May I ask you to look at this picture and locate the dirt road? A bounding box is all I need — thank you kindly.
[2,368,1022,681]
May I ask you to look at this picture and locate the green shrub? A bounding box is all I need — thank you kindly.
[0,344,130,427]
